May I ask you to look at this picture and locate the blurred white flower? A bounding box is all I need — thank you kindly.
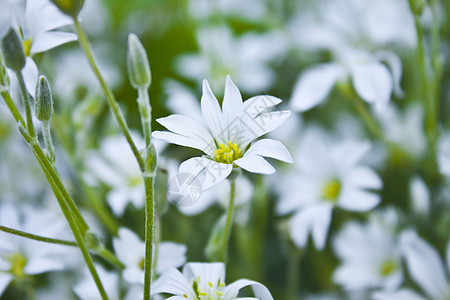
[113,227,187,285]
[438,133,450,177]
[151,262,274,300]
[0,202,75,296]
[332,212,403,291]
[153,76,292,194]
[5,0,77,96]
[188,0,267,21]
[74,264,143,300]
[0,0,25,39]
[277,128,382,250]
[176,26,286,93]
[290,0,414,112]
[376,104,426,158]
[84,134,145,216]
[373,231,450,300]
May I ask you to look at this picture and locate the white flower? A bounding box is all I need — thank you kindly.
[373,231,450,300]
[276,128,382,250]
[5,0,77,96]
[175,27,286,93]
[152,75,293,193]
[376,104,426,158]
[74,264,143,300]
[113,227,187,285]
[438,133,450,177]
[409,176,430,216]
[188,0,267,21]
[0,202,75,296]
[151,262,274,300]
[84,134,145,216]
[290,0,414,112]
[332,211,403,291]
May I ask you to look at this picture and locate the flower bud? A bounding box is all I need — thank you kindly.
[50,0,85,18]
[35,76,54,121]
[127,33,151,88]
[1,28,25,72]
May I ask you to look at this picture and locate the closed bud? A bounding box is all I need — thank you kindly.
[127,33,151,88]
[1,28,25,72]
[35,76,54,121]
[50,0,85,18]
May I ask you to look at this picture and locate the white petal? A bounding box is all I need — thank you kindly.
[152,131,214,154]
[113,228,144,267]
[25,257,65,274]
[375,50,404,98]
[243,110,291,145]
[22,57,38,98]
[338,187,380,212]
[289,204,333,250]
[0,273,12,295]
[333,262,378,290]
[401,230,449,299]
[30,31,76,54]
[224,279,273,300]
[183,263,225,292]
[410,176,430,215]
[177,157,232,192]
[107,189,130,216]
[151,268,196,298]
[234,155,275,175]
[201,80,224,142]
[352,61,393,111]
[245,139,293,163]
[242,95,282,119]
[291,63,344,112]
[26,0,73,34]
[345,167,382,190]
[372,289,426,300]
[156,242,187,275]
[156,115,214,155]
[222,75,243,129]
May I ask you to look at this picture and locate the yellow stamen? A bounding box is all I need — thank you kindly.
[213,141,243,164]
[9,252,27,278]
[380,260,396,276]
[23,37,32,57]
[321,179,341,202]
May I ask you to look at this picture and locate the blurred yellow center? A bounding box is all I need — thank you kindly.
[139,258,145,270]
[322,179,341,202]
[128,175,143,187]
[379,260,396,277]
[9,252,27,278]
[214,141,242,164]
[23,37,32,57]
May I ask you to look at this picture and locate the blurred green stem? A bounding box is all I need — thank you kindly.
[73,18,145,171]
[219,179,236,262]
[348,94,384,141]
[286,245,302,300]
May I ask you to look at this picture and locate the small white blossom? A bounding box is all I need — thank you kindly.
[333,211,403,291]
[176,27,286,93]
[153,75,293,193]
[277,128,382,250]
[84,134,145,216]
[438,133,450,177]
[113,227,187,285]
[151,262,274,300]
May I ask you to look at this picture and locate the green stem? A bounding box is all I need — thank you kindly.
[42,120,55,163]
[408,0,437,139]
[0,225,77,246]
[138,86,152,146]
[98,247,125,269]
[285,245,302,299]
[349,94,384,140]
[15,70,35,137]
[18,128,108,299]
[73,18,145,171]
[0,89,25,126]
[220,179,236,262]
[143,176,155,300]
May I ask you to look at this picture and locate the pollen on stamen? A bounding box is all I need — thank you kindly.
[213,141,243,164]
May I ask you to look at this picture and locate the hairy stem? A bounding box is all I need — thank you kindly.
[0,225,76,246]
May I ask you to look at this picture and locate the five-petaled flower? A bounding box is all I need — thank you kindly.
[152,75,293,193]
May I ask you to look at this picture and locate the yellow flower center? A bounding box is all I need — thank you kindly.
[139,258,145,270]
[9,252,27,278]
[321,179,341,202]
[191,276,226,300]
[213,141,242,164]
[128,175,143,187]
[379,259,397,277]
[23,37,32,57]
